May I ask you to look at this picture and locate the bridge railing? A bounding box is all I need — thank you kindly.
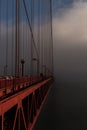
[0,76,52,98]
[0,77,53,130]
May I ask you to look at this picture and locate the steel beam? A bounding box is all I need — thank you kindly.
[0,78,53,130]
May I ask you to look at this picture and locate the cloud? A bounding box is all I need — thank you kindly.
[53,1,87,84]
[53,1,87,46]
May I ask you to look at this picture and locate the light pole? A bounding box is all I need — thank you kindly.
[4,65,8,76]
[42,65,46,77]
[32,58,39,75]
[21,59,25,77]
[45,67,49,77]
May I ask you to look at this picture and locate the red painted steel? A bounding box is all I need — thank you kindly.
[0,77,53,130]
[29,80,52,130]
[0,76,43,98]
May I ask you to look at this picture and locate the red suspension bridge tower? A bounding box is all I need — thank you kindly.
[0,0,53,129]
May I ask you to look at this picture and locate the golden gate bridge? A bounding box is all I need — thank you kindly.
[0,0,53,129]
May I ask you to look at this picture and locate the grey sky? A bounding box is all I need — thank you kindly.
[53,1,87,85]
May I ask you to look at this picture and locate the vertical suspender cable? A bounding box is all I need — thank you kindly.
[27,20,30,76]
[21,2,24,60]
[0,0,2,75]
[42,0,44,74]
[0,0,1,57]
[0,0,1,44]
[6,0,8,75]
[30,0,34,76]
[48,0,51,76]
[50,0,53,76]
[24,15,27,75]
[41,0,44,74]
[42,1,46,73]
[15,0,20,77]
[44,0,46,76]
[37,0,40,75]
[25,19,27,75]
[23,14,24,58]
[11,0,14,75]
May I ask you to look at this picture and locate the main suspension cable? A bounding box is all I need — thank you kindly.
[23,0,39,58]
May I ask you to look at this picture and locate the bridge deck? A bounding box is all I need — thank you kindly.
[0,78,53,130]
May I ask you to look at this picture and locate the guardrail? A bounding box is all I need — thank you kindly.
[0,77,53,130]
